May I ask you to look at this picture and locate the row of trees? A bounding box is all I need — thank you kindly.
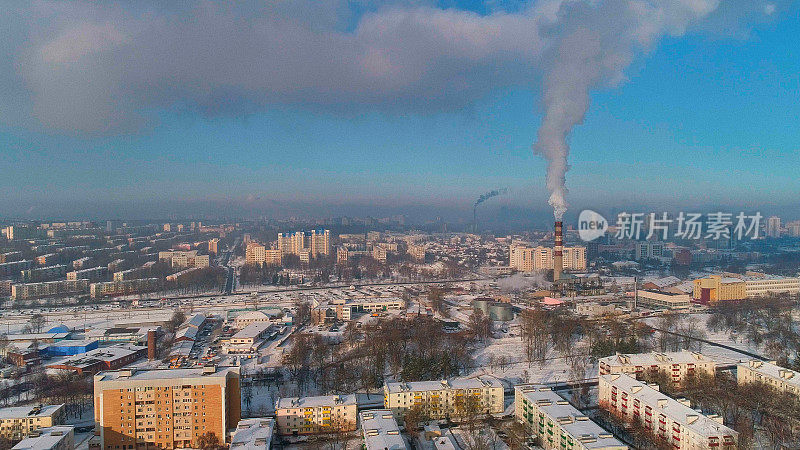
[707,297,800,370]
[282,315,476,397]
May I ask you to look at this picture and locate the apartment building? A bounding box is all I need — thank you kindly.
[11,279,89,300]
[166,267,201,283]
[0,405,66,442]
[245,243,282,266]
[275,394,358,435]
[93,366,241,449]
[36,253,59,266]
[67,266,108,282]
[336,247,349,263]
[509,245,586,272]
[372,246,388,263]
[737,360,800,397]
[0,251,22,263]
[383,376,504,419]
[635,242,665,261]
[21,264,69,282]
[208,238,219,255]
[230,418,274,449]
[408,244,426,262]
[10,426,74,450]
[514,386,626,450]
[277,229,331,258]
[0,260,33,279]
[158,250,210,269]
[598,374,737,449]
[360,410,407,450]
[89,278,160,298]
[598,351,718,383]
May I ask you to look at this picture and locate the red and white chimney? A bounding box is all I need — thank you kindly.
[554,221,563,282]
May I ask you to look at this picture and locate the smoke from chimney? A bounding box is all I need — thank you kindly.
[533,0,723,221]
[473,188,509,226]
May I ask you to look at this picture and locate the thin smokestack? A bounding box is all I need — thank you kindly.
[554,221,563,282]
[147,329,156,361]
[472,188,508,230]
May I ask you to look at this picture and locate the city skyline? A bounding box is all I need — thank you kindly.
[1,1,799,220]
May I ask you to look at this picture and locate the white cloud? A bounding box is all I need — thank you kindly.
[0,0,782,134]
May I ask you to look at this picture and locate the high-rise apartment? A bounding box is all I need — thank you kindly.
[767,216,781,238]
[509,245,586,272]
[277,230,331,258]
[93,366,241,449]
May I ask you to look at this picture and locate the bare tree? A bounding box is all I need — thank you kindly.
[28,314,46,333]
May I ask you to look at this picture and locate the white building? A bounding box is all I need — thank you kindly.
[598,351,718,383]
[737,360,800,397]
[383,376,504,419]
[632,290,691,310]
[335,297,406,320]
[275,394,358,435]
[767,216,781,238]
[224,322,272,354]
[598,373,737,449]
[575,302,619,318]
[360,410,407,450]
[11,426,74,450]
[233,310,273,329]
[743,275,800,297]
[230,418,275,450]
[515,386,626,450]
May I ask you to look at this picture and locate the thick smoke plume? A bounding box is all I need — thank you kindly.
[533,0,723,220]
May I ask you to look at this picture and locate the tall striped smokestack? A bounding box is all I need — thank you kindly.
[554,221,563,282]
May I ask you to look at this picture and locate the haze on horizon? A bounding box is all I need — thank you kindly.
[1,0,799,221]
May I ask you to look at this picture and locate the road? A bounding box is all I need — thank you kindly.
[643,324,769,361]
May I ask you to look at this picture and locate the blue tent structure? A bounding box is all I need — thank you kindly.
[48,324,70,333]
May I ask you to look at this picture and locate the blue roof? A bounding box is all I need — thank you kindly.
[48,324,70,333]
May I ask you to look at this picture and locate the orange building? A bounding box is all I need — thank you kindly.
[93,366,240,449]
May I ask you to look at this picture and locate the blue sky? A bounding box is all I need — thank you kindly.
[1,0,798,220]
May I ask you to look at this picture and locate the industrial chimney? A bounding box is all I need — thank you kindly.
[147,330,156,360]
[554,221,563,282]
